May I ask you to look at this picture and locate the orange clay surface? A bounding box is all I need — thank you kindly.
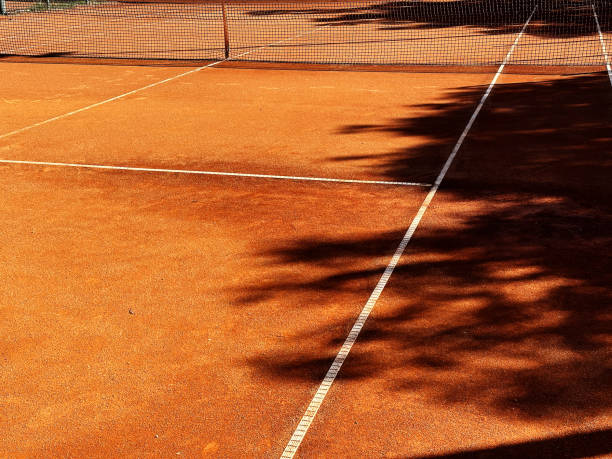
[1,63,611,458]
[0,63,492,183]
[0,64,183,132]
[296,72,612,458]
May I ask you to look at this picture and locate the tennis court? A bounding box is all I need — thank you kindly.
[1,1,611,457]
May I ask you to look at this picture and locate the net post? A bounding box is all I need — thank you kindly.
[0,0,6,15]
[221,3,230,59]
[46,0,50,8]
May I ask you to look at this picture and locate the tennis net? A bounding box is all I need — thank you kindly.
[0,0,610,66]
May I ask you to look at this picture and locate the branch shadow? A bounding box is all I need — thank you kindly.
[242,71,612,424]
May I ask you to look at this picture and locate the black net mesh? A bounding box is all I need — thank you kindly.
[0,0,610,66]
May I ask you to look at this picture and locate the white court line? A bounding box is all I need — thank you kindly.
[0,24,332,142]
[280,6,537,459]
[0,159,431,187]
[593,4,612,86]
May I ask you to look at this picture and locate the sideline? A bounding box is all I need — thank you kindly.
[280,7,538,458]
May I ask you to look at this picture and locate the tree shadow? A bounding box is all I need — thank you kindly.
[408,428,612,458]
[248,0,612,38]
[242,71,612,425]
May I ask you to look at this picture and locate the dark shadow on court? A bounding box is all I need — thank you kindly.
[407,428,612,458]
[242,71,612,428]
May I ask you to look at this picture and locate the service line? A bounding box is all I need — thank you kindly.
[0,159,431,187]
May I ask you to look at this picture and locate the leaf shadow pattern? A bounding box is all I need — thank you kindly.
[242,72,612,424]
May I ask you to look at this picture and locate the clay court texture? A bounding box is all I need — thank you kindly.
[1,1,612,458]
